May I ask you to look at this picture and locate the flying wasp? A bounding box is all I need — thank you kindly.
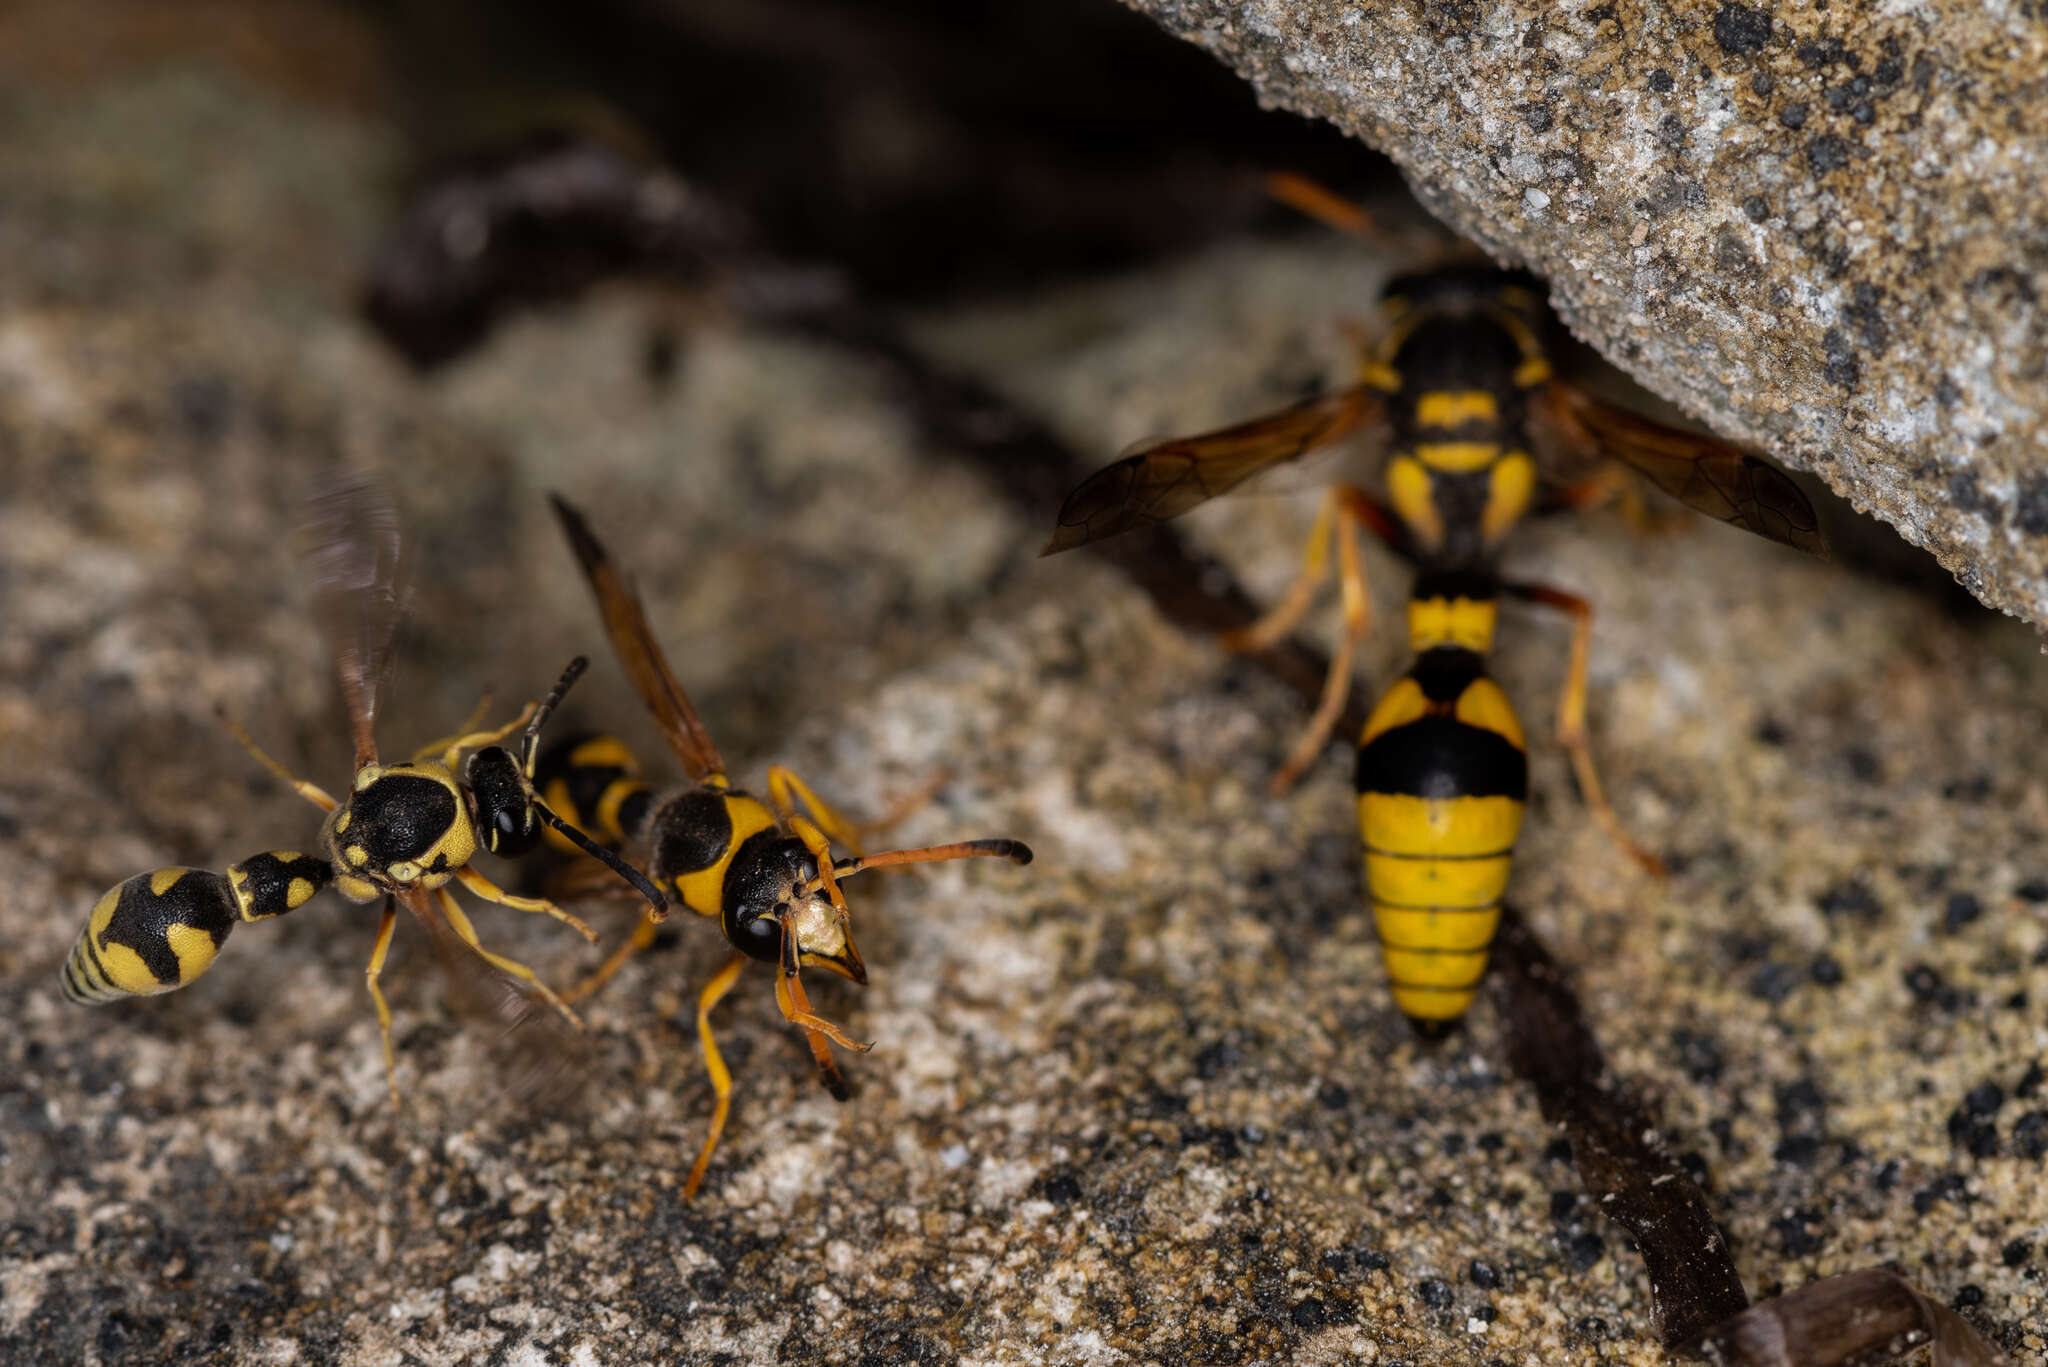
[1042,177,1827,1029]
[537,494,1033,1199]
[60,476,664,1106]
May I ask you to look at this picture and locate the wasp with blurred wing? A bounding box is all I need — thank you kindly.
[1043,178,1826,1029]
[536,495,1033,1198]
[60,477,664,1106]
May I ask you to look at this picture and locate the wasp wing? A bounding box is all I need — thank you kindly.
[1539,382,1829,559]
[300,475,411,767]
[399,885,594,1115]
[549,494,725,782]
[1040,385,1381,555]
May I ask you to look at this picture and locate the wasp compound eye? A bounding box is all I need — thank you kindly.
[467,745,541,857]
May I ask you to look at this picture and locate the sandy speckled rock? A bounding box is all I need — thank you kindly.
[1125,0,2048,625]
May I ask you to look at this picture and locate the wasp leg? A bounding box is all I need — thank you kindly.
[1266,486,1391,794]
[1545,462,1685,537]
[217,710,338,813]
[427,701,537,768]
[364,898,402,1113]
[409,691,496,764]
[433,888,586,1029]
[563,909,661,1005]
[767,766,871,857]
[682,952,747,1200]
[1503,582,1668,878]
[1217,483,1344,656]
[772,941,867,1107]
[453,865,597,942]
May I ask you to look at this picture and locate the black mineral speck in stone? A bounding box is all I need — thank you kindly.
[1779,101,1808,129]
[1566,1231,1604,1271]
[1810,954,1843,986]
[1039,1171,1083,1204]
[1819,879,1881,921]
[1291,1297,1332,1329]
[2003,1239,2033,1267]
[2013,1110,2048,1160]
[1743,195,1769,222]
[1774,1207,1824,1257]
[1712,3,1772,54]
[1752,71,1774,96]
[1943,892,1984,931]
[1468,1259,1501,1290]
[1417,1278,1454,1309]
[1809,135,1852,174]
[2017,879,2048,904]
[2015,475,2048,536]
[1649,68,1674,92]
[1952,1284,1984,1310]
[1749,961,1802,1004]
[2017,1061,2044,1100]
[1904,963,1944,1002]
[1824,328,1861,388]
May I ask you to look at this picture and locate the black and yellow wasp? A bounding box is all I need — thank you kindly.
[60,477,662,1104]
[535,495,1033,1198]
[1043,178,1826,1028]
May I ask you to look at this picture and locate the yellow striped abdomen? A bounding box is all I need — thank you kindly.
[1355,649,1527,1027]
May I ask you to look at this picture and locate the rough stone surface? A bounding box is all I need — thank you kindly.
[1124,0,2048,627]
[3,6,2048,1366]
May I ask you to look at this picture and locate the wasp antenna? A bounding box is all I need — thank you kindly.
[536,802,668,918]
[523,656,589,772]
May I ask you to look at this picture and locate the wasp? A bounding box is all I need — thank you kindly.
[537,494,1033,1198]
[60,477,664,1106]
[1042,178,1827,1029]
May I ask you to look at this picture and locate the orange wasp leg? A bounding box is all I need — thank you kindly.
[433,887,586,1030]
[1546,462,1684,537]
[681,952,747,1200]
[216,711,338,813]
[1225,484,1401,794]
[1502,582,1667,878]
[453,864,596,942]
[563,910,661,1005]
[364,898,402,1113]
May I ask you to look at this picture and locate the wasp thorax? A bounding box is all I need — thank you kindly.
[323,760,476,902]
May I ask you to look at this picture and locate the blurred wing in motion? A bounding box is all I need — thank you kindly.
[1539,382,1829,559]
[1040,385,1382,555]
[549,494,726,781]
[402,886,595,1116]
[300,474,412,766]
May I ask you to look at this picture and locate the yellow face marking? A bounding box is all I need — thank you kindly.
[354,765,382,792]
[165,922,223,984]
[1453,678,1526,749]
[1479,450,1537,545]
[670,794,779,918]
[345,845,370,868]
[1413,441,1502,473]
[1407,595,1498,654]
[1386,456,1443,549]
[332,809,352,835]
[1357,793,1524,858]
[149,867,186,897]
[1415,390,1498,429]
